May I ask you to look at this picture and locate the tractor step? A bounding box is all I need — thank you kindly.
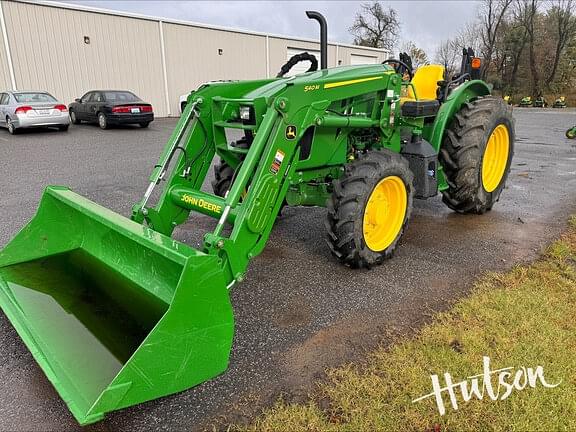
[213,121,256,130]
[401,99,439,118]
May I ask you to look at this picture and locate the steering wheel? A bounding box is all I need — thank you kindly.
[277,52,319,78]
[382,58,413,81]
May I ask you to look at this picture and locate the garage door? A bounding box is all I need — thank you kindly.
[286,48,321,76]
[350,54,379,65]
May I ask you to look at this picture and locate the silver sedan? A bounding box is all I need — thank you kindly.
[0,91,70,134]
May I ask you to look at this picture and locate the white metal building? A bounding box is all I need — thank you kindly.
[0,0,387,117]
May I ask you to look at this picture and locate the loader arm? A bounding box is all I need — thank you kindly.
[132,64,402,288]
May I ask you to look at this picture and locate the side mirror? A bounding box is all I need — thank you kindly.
[75,98,82,103]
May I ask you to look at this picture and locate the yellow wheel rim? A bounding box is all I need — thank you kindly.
[362,176,407,252]
[481,124,510,192]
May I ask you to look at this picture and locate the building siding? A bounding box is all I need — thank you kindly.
[338,45,385,65]
[0,2,12,89]
[2,1,166,113]
[163,22,267,115]
[1,0,387,117]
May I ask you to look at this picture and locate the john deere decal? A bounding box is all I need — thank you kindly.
[285,125,297,140]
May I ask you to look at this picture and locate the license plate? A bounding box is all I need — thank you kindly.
[37,109,50,115]
[131,108,140,113]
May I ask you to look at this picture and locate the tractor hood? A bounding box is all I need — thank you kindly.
[243,64,395,100]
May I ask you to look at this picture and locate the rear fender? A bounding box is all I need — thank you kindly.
[425,80,491,190]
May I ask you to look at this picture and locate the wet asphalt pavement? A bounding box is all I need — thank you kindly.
[0,109,575,431]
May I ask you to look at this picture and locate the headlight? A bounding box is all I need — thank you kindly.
[239,106,251,121]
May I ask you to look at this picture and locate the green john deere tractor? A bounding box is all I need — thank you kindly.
[533,96,548,108]
[554,96,567,108]
[519,96,533,107]
[0,12,514,425]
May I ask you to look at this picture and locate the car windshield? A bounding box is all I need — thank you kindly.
[14,92,57,103]
[104,91,140,103]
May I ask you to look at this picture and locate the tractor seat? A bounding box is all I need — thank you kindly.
[409,64,445,100]
[400,64,445,117]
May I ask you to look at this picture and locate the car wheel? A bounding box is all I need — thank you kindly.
[98,112,108,130]
[58,125,69,132]
[69,110,80,124]
[139,122,150,128]
[6,117,16,135]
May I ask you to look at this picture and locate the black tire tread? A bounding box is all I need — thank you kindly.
[98,112,108,130]
[212,159,234,197]
[439,96,514,214]
[326,149,414,269]
[69,110,81,124]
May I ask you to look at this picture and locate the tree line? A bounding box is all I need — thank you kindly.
[350,1,576,98]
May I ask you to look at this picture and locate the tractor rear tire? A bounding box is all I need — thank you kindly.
[439,96,514,214]
[212,159,235,197]
[326,149,414,268]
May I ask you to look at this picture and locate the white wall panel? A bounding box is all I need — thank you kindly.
[3,1,167,114]
[0,1,13,90]
[163,22,266,115]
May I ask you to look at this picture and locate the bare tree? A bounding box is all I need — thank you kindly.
[457,22,482,54]
[349,2,401,52]
[478,0,514,78]
[434,23,481,78]
[503,4,530,90]
[402,41,429,67]
[435,39,460,76]
[516,0,540,94]
[546,0,576,86]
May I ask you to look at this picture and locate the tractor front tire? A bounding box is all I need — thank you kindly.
[439,96,514,214]
[212,159,235,197]
[326,150,414,268]
[211,137,252,197]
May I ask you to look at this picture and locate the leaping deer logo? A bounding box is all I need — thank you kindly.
[286,125,297,140]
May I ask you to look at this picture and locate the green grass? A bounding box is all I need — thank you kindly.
[240,217,576,431]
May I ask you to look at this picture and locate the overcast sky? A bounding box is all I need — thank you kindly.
[63,1,481,58]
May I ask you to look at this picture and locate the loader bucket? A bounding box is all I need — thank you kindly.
[0,186,234,425]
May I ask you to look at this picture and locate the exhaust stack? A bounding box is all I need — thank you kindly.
[306,11,328,70]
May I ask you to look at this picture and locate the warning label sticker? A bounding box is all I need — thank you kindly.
[270,149,285,175]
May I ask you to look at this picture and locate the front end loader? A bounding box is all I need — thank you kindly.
[0,12,514,425]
